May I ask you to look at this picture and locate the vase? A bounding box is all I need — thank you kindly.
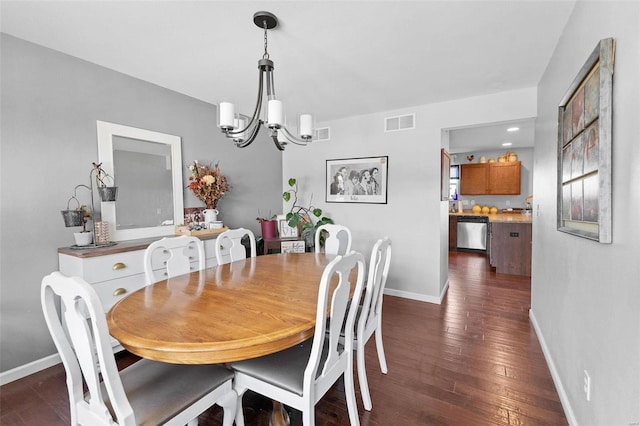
[260,220,277,239]
[203,209,219,223]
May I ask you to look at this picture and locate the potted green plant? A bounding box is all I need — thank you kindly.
[282,178,333,249]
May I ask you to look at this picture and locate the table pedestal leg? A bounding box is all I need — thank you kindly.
[269,401,290,426]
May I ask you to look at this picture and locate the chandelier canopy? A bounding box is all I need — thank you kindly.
[218,11,313,151]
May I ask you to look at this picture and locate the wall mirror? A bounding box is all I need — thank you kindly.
[97,120,183,241]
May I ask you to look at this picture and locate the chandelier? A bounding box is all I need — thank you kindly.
[217,11,313,151]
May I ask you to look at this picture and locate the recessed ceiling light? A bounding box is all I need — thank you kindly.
[507,127,520,132]
[502,142,513,146]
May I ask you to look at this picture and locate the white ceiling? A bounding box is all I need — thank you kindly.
[448,117,536,154]
[1,1,575,151]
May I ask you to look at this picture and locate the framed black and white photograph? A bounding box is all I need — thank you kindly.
[557,37,614,243]
[326,156,388,204]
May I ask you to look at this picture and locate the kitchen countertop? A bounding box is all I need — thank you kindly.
[450,212,533,223]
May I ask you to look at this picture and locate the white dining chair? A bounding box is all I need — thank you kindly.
[350,237,392,411]
[231,252,366,426]
[41,272,237,426]
[143,235,205,284]
[215,228,256,265]
[314,224,352,255]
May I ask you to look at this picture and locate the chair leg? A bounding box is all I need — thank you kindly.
[374,321,388,374]
[344,358,360,426]
[234,386,247,426]
[219,390,238,426]
[356,338,372,411]
[301,402,315,426]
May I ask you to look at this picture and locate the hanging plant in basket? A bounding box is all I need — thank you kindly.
[93,162,118,202]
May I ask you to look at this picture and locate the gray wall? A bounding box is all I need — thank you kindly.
[283,87,538,303]
[531,1,639,424]
[0,34,283,372]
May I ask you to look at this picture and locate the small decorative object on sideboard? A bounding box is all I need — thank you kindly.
[187,160,230,210]
[466,155,475,162]
[93,162,118,201]
[61,162,118,248]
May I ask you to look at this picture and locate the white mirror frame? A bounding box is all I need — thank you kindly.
[97,120,184,241]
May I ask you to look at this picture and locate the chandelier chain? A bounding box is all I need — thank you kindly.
[263,21,269,59]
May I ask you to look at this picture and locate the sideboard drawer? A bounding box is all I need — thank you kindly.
[93,275,147,312]
[59,251,145,284]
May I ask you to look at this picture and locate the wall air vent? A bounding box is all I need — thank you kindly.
[314,127,330,141]
[385,113,415,132]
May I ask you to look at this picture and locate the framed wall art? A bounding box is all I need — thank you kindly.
[280,240,305,253]
[441,149,451,201]
[557,38,614,243]
[277,216,299,238]
[326,156,388,204]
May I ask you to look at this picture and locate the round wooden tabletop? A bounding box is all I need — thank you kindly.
[107,253,334,364]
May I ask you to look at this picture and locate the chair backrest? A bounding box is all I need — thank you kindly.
[304,252,366,397]
[314,224,352,255]
[41,272,135,425]
[143,235,205,284]
[215,228,256,265]
[358,238,392,338]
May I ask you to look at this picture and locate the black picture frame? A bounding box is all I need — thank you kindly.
[326,156,388,204]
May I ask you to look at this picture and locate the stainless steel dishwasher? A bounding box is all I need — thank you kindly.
[456,216,488,252]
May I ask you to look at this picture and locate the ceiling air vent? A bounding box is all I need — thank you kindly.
[385,113,415,132]
[314,127,330,141]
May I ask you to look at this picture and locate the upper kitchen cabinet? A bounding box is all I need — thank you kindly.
[460,162,521,195]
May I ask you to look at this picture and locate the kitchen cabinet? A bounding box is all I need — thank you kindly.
[448,215,457,250]
[489,221,531,276]
[460,161,521,195]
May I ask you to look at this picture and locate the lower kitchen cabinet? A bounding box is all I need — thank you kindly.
[489,221,532,276]
[449,215,457,250]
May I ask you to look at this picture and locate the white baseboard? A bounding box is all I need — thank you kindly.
[529,309,577,426]
[384,279,449,305]
[0,353,61,386]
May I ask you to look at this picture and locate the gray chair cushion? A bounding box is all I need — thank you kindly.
[231,338,340,397]
[100,359,233,425]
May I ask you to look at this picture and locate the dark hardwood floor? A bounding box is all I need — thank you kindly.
[0,251,567,425]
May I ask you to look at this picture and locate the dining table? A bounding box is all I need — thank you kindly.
[107,252,337,364]
[107,252,338,425]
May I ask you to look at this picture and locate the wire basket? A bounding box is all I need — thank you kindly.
[98,186,118,202]
[61,210,84,227]
[61,196,85,227]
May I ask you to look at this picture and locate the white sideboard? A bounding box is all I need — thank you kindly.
[58,234,227,351]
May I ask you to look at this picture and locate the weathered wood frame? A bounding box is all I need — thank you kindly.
[441,149,451,201]
[557,38,614,243]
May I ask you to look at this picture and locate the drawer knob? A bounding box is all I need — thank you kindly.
[113,288,127,296]
[112,262,126,270]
